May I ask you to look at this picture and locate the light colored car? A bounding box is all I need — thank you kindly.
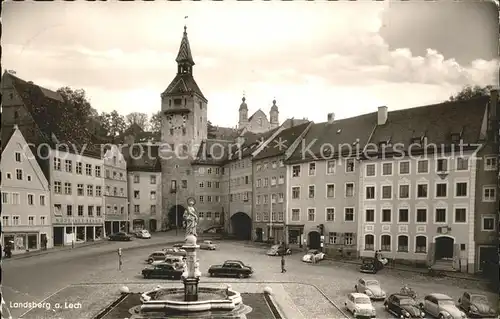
[354,278,386,300]
[136,230,151,239]
[345,292,376,318]
[163,248,187,257]
[199,240,217,250]
[152,255,185,268]
[301,249,325,262]
[420,293,467,319]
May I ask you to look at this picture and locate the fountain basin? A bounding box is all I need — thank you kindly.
[140,287,242,312]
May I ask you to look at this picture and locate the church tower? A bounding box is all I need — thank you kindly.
[270,99,279,129]
[238,95,248,129]
[160,26,207,228]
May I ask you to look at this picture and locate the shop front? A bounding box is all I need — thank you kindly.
[3,232,40,253]
[287,224,304,248]
[52,216,104,245]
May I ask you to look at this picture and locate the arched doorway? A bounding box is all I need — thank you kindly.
[308,231,321,249]
[149,219,157,232]
[230,212,252,240]
[435,236,454,260]
[255,228,263,242]
[133,219,145,231]
[168,205,185,228]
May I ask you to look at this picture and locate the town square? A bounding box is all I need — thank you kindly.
[1,1,499,318]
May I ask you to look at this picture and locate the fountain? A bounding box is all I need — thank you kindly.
[128,197,252,318]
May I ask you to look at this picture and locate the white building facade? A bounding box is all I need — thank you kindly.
[127,171,162,232]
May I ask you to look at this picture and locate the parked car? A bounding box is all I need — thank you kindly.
[359,258,382,274]
[384,294,425,318]
[163,248,187,257]
[146,251,168,264]
[152,255,185,267]
[173,243,183,248]
[135,229,151,239]
[208,260,253,278]
[458,292,497,318]
[142,262,183,279]
[419,293,467,319]
[199,240,217,250]
[345,292,376,318]
[267,244,291,256]
[302,249,325,262]
[108,232,132,241]
[354,278,386,300]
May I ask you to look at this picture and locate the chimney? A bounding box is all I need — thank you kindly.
[377,106,388,125]
[327,113,335,124]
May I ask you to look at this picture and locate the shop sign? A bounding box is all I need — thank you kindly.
[53,217,103,225]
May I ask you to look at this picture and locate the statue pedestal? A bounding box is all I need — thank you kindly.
[182,237,200,302]
[183,277,200,302]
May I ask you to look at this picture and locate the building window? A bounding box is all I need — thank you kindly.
[150,191,156,200]
[27,194,34,205]
[120,206,124,215]
[365,186,375,200]
[380,235,391,251]
[307,208,315,221]
[270,194,276,204]
[366,164,376,177]
[64,182,72,195]
[95,186,102,196]
[436,183,447,198]
[263,212,269,221]
[78,205,84,216]
[415,236,427,253]
[437,158,448,172]
[15,152,21,162]
[54,181,62,194]
[399,161,410,174]
[308,163,316,176]
[345,183,354,197]
[53,158,61,171]
[2,192,9,204]
[11,193,20,205]
[435,208,446,223]
[397,236,409,252]
[454,208,466,223]
[150,205,156,215]
[329,232,338,244]
[345,159,355,172]
[381,185,392,199]
[416,208,427,223]
[364,234,374,250]
[40,216,46,225]
[95,165,101,177]
[271,176,277,186]
[344,233,354,245]
[39,195,46,206]
[278,193,284,203]
[326,208,335,221]
[365,209,375,222]
[291,209,300,221]
[278,175,284,184]
[88,206,94,216]
[399,184,409,199]
[87,185,93,196]
[381,209,391,222]
[2,216,9,226]
[28,216,35,226]
[12,216,20,225]
[65,160,72,172]
[417,184,428,198]
[382,163,392,176]
[76,162,83,174]
[133,175,140,183]
[344,208,354,221]
[326,160,335,174]
[292,187,300,199]
[263,195,268,204]
[398,208,409,223]
[483,186,496,202]
[256,195,261,205]
[482,216,495,231]
[308,185,315,198]
[292,165,301,177]
[456,157,468,171]
[134,205,140,213]
[264,178,269,187]
[455,182,468,197]
[215,212,221,219]
[485,157,497,171]
[150,175,156,184]
[417,160,428,173]
[85,164,92,176]
[134,190,140,199]
[66,205,73,216]
[16,169,23,180]
[326,184,335,198]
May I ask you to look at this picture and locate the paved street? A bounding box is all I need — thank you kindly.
[4,240,495,319]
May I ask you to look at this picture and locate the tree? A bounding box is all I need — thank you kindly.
[448,85,494,101]
[99,110,127,137]
[207,120,217,139]
[125,112,149,130]
[149,111,162,134]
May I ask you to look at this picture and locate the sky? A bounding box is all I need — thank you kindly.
[3,1,499,128]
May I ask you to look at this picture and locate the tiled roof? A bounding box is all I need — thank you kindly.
[192,139,233,165]
[175,28,195,65]
[227,127,280,161]
[369,96,489,148]
[253,121,311,160]
[8,73,101,158]
[121,144,161,172]
[163,75,206,100]
[211,126,241,140]
[248,109,266,122]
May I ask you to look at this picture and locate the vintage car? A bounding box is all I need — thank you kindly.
[345,292,376,318]
[267,244,291,256]
[172,243,183,248]
[384,294,425,318]
[354,278,386,300]
[359,257,382,274]
[135,229,151,239]
[146,251,168,264]
[141,262,183,279]
[301,249,325,262]
[457,292,497,318]
[199,240,217,250]
[420,293,467,319]
[163,248,187,257]
[152,255,186,268]
[108,232,132,241]
[208,260,253,278]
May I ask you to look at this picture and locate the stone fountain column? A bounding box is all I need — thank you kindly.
[182,234,200,302]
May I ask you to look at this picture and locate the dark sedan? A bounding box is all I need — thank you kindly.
[458,292,497,318]
[142,262,183,279]
[108,232,132,241]
[384,294,425,318]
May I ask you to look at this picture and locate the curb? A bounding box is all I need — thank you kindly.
[4,240,111,261]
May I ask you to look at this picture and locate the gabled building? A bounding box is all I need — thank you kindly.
[1,126,52,254]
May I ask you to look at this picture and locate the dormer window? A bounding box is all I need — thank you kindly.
[378,137,392,147]
[174,99,182,105]
[410,136,423,145]
[450,133,462,143]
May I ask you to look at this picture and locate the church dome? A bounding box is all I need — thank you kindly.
[239,96,248,111]
[270,99,278,112]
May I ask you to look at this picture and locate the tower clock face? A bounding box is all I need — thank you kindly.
[166,114,188,129]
